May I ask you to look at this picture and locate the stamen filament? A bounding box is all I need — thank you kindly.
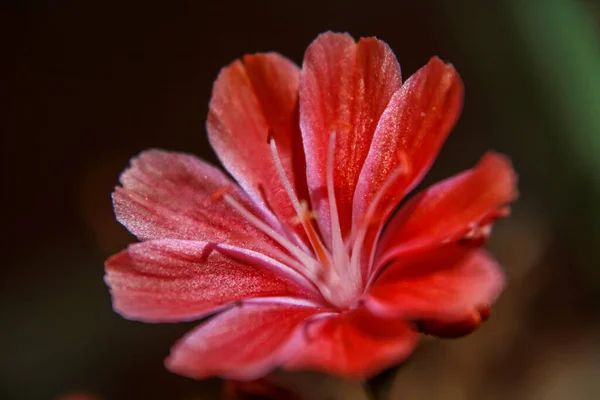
[222,194,318,271]
[326,131,351,279]
[268,135,333,268]
[351,166,406,286]
[268,137,304,218]
[256,183,312,255]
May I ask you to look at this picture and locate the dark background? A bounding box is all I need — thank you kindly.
[3,0,600,399]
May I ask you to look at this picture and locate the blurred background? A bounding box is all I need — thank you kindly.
[3,0,600,399]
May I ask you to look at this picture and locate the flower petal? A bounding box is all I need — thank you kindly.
[113,149,283,257]
[207,53,306,229]
[105,239,322,322]
[283,307,418,378]
[165,302,324,380]
[375,152,518,269]
[353,57,464,225]
[351,58,463,280]
[365,247,505,325]
[417,304,492,339]
[299,32,402,244]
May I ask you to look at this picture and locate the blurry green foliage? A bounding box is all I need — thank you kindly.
[442,0,600,284]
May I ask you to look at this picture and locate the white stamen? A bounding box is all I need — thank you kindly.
[351,165,406,286]
[269,137,305,219]
[243,296,325,308]
[217,243,322,296]
[325,132,354,291]
[268,135,334,271]
[222,194,318,272]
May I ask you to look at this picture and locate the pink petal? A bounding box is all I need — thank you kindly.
[416,305,493,339]
[165,302,325,380]
[353,57,464,224]
[283,307,418,379]
[299,32,402,245]
[351,58,463,279]
[375,152,518,268]
[105,239,322,322]
[113,150,283,258]
[365,247,505,324]
[207,53,307,230]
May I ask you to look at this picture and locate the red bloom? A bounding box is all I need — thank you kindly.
[105,32,517,380]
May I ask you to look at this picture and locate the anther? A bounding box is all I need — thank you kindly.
[328,120,353,132]
[210,185,232,202]
[268,133,333,269]
[290,200,317,225]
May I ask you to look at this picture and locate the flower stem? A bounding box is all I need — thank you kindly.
[362,366,397,400]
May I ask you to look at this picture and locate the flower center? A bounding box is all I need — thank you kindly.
[268,131,357,308]
[213,131,409,309]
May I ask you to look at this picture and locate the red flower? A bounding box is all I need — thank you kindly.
[105,32,517,380]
